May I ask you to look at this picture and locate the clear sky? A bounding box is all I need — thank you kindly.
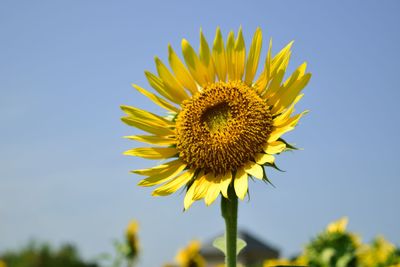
[1,1,399,266]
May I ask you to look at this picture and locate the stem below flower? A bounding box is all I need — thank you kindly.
[221,185,238,267]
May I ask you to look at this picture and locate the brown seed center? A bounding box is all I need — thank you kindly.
[175,81,273,174]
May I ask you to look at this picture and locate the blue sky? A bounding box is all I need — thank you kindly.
[1,0,399,266]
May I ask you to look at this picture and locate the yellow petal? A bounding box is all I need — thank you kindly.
[283,62,307,89]
[253,68,268,94]
[184,180,198,210]
[261,41,293,100]
[145,71,182,105]
[124,135,175,146]
[155,57,189,103]
[168,45,198,95]
[268,127,294,143]
[124,147,178,159]
[212,27,227,81]
[254,38,272,93]
[152,169,195,196]
[244,28,262,85]
[121,116,174,136]
[271,41,294,76]
[193,173,210,200]
[233,27,246,80]
[269,110,308,142]
[243,161,264,179]
[263,58,290,105]
[273,94,303,127]
[281,110,308,128]
[199,29,215,82]
[204,178,221,206]
[131,84,179,113]
[234,168,248,200]
[272,73,311,114]
[138,162,187,187]
[265,38,272,83]
[255,153,275,165]
[181,39,211,86]
[132,159,182,176]
[121,105,173,127]
[264,141,286,154]
[226,30,235,81]
[218,172,232,198]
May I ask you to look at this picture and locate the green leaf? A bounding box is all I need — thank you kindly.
[212,236,247,256]
[278,138,301,150]
[265,162,285,172]
[213,236,226,255]
[337,253,353,267]
[320,248,335,264]
[237,238,247,255]
[262,167,275,187]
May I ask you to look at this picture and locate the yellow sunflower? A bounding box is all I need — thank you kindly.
[125,220,140,258]
[176,240,206,267]
[357,236,396,266]
[122,27,311,209]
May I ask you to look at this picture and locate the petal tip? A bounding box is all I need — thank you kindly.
[181,38,189,47]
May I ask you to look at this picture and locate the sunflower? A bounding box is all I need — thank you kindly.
[358,236,397,267]
[121,27,311,209]
[176,240,206,267]
[125,220,140,259]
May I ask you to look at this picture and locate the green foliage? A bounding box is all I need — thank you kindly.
[283,218,400,267]
[386,248,400,266]
[97,239,137,267]
[0,242,97,267]
[97,220,140,267]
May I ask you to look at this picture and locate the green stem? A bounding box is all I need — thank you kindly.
[221,185,238,267]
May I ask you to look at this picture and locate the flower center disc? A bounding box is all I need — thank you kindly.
[201,102,231,133]
[176,81,273,174]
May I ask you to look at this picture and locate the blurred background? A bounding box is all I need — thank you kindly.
[1,0,399,266]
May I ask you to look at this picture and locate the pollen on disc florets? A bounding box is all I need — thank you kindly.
[175,81,273,174]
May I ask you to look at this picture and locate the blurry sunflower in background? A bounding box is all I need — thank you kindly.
[125,220,140,260]
[121,27,311,209]
[357,236,400,267]
[303,217,361,267]
[99,220,140,267]
[262,217,400,267]
[175,240,205,267]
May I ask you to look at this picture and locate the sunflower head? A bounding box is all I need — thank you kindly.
[176,240,206,267]
[122,27,311,209]
[357,236,397,266]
